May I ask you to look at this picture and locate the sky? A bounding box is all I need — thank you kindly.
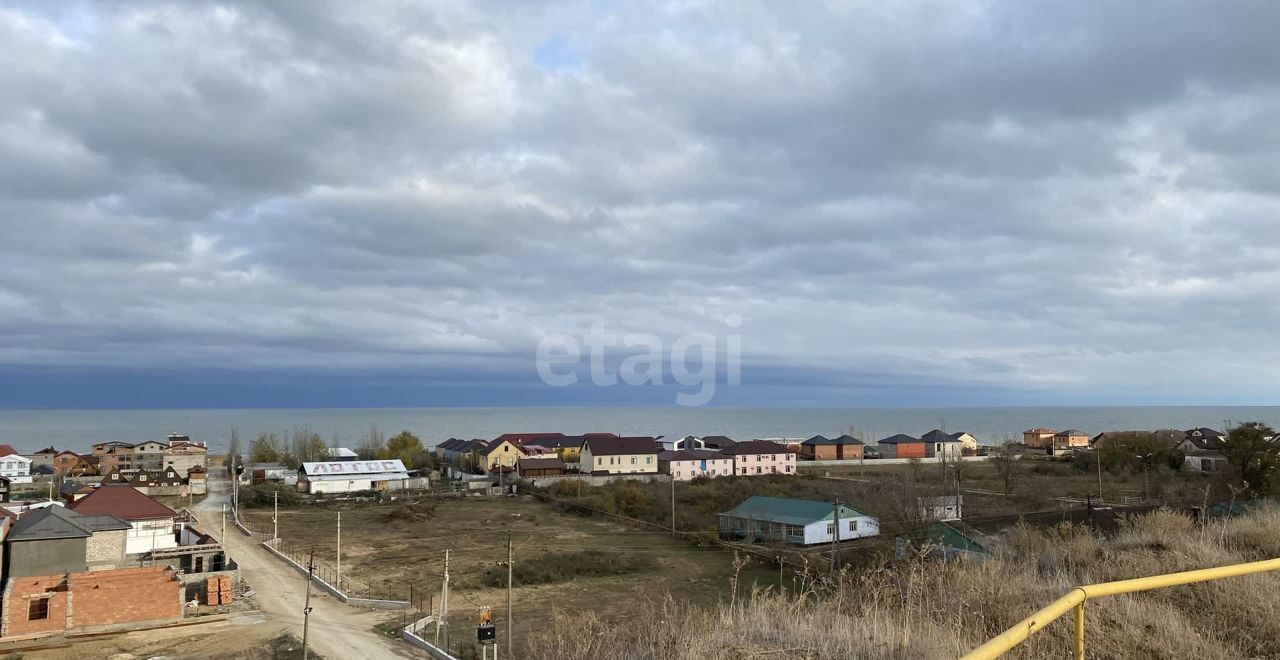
[2,1,1280,409]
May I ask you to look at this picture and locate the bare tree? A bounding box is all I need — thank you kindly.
[990,439,1021,495]
[227,427,242,478]
[359,424,386,460]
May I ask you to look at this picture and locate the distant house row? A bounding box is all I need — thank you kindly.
[0,434,208,484]
[435,433,797,480]
[799,430,979,461]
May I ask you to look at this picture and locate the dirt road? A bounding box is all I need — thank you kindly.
[196,476,425,660]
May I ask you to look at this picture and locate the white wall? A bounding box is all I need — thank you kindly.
[801,515,879,545]
[125,519,178,554]
[308,478,373,494]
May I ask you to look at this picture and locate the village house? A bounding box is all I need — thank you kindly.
[799,435,864,461]
[67,485,179,555]
[659,450,712,480]
[721,440,797,476]
[0,446,32,483]
[1178,428,1229,473]
[131,440,169,470]
[878,434,926,459]
[1022,428,1057,449]
[100,466,186,496]
[91,442,136,474]
[482,439,526,473]
[516,457,566,478]
[297,459,414,494]
[717,496,879,545]
[579,437,660,475]
[5,505,132,577]
[162,434,208,473]
[67,455,101,478]
[699,435,738,450]
[52,450,81,477]
[186,466,208,494]
[0,566,185,639]
[23,447,59,473]
[0,476,10,503]
[921,430,965,460]
[658,449,734,479]
[918,495,964,521]
[513,433,618,469]
[1050,429,1090,454]
[948,432,980,452]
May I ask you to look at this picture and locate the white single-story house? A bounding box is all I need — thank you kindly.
[298,459,411,494]
[717,496,879,545]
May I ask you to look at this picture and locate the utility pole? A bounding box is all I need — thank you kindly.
[830,499,841,574]
[670,476,676,535]
[506,531,514,659]
[273,490,279,543]
[336,512,342,590]
[302,550,315,660]
[1096,448,1104,503]
[437,549,450,648]
[221,503,226,543]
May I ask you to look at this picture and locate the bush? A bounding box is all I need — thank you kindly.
[474,550,657,589]
[238,484,303,508]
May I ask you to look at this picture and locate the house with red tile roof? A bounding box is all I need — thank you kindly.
[68,485,178,555]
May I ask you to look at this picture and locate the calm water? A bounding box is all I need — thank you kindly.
[0,406,1276,454]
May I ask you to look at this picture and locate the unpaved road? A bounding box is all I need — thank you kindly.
[196,476,426,660]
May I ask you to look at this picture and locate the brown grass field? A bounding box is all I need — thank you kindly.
[527,505,1280,659]
[243,496,775,656]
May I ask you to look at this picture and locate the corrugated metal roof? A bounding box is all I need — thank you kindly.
[719,496,868,525]
[301,459,408,476]
[305,471,409,482]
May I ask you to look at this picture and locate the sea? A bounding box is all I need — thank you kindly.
[0,406,1276,454]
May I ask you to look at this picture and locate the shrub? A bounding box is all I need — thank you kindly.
[474,550,657,589]
[238,484,303,508]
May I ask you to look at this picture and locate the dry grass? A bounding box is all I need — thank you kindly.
[527,506,1280,660]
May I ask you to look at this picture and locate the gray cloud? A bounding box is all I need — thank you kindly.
[2,0,1280,404]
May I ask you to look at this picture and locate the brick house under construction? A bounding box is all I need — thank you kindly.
[0,566,183,638]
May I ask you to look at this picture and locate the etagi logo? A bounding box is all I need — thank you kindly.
[535,316,742,406]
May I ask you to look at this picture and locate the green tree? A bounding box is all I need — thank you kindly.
[250,432,282,463]
[383,431,424,468]
[1223,422,1280,497]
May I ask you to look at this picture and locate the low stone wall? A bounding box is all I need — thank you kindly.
[259,539,410,610]
[800,456,992,468]
[520,472,672,488]
[401,615,460,660]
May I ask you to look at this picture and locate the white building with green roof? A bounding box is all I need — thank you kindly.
[717,495,879,545]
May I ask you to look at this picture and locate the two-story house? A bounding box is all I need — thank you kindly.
[579,437,661,475]
[0,445,33,483]
[67,485,178,555]
[721,440,796,476]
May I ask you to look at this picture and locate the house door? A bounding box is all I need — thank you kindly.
[195,556,204,573]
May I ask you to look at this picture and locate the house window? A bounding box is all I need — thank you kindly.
[28,598,49,621]
[631,457,637,465]
[647,457,652,464]
[826,523,834,535]
[755,467,761,474]
[848,520,857,531]
[785,465,792,473]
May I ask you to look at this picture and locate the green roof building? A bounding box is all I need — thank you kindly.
[717,496,880,545]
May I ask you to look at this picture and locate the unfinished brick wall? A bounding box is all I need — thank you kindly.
[85,530,127,568]
[67,567,183,629]
[1,575,69,638]
[1,567,182,639]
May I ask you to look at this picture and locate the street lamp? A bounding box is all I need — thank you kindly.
[1137,453,1154,502]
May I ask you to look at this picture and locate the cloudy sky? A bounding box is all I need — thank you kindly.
[3,1,1280,408]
